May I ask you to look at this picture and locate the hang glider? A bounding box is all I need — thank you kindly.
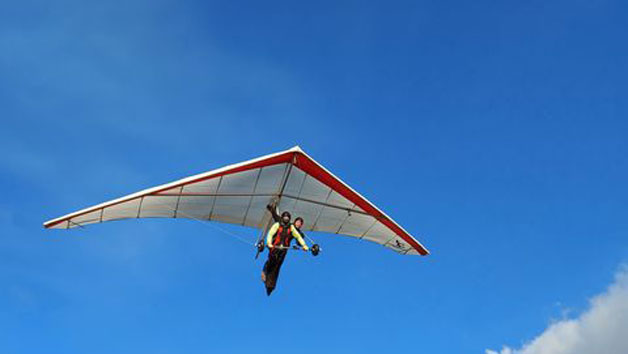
[44,146,429,256]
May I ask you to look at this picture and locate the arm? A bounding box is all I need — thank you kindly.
[266,223,279,248]
[291,225,309,251]
[266,204,281,223]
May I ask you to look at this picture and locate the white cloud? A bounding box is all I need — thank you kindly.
[487,266,628,354]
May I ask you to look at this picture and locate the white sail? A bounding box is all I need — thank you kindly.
[44,146,429,256]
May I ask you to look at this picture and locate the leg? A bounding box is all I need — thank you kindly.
[261,260,268,282]
[264,249,286,296]
[273,250,288,281]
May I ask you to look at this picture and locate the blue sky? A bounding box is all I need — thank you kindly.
[1,0,627,353]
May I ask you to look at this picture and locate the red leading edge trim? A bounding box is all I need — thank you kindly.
[293,153,429,256]
[44,151,295,229]
[148,152,294,196]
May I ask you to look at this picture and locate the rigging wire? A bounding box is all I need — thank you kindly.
[158,201,319,251]
[69,199,320,253]
[169,204,320,252]
[157,202,257,247]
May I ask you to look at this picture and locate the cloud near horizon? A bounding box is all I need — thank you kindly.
[487,266,628,354]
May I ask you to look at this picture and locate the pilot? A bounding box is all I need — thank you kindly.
[261,210,309,295]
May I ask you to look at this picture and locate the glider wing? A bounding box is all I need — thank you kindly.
[44,146,429,255]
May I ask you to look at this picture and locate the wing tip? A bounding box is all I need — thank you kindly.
[289,145,305,153]
[43,219,62,229]
[408,246,430,256]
